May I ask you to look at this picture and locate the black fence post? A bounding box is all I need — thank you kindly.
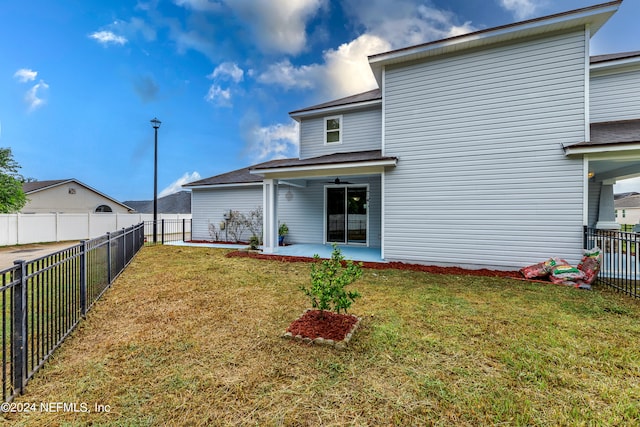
[107,232,112,285]
[583,225,588,249]
[80,240,87,318]
[12,260,27,396]
[161,219,165,244]
[182,218,186,242]
[122,228,127,266]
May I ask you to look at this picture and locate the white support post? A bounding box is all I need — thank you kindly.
[262,179,279,253]
[596,179,620,230]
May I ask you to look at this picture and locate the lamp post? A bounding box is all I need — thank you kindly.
[150,117,161,243]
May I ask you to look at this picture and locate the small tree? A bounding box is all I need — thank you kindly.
[226,210,248,242]
[0,148,27,213]
[246,206,263,244]
[300,244,363,315]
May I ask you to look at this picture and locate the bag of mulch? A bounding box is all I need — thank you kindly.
[520,258,560,279]
[575,247,602,289]
[549,263,586,286]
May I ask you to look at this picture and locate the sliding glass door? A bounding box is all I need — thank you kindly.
[326,186,367,244]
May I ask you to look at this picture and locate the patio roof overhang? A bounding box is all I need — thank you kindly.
[249,150,397,180]
[563,119,640,157]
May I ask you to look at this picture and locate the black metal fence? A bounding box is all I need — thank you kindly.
[584,227,639,298]
[0,222,145,403]
[144,219,192,245]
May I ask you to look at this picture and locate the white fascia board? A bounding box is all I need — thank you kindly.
[564,143,640,156]
[591,56,640,72]
[185,182,262,190]
[290,99,381,122]
[250,159,397,177]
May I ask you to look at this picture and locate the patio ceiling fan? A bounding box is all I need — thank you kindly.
[326,177,352,185]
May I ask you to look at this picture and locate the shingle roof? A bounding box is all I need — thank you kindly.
[250,150,396,171]
[289,89,381,116]
[615,194,640,208]
[183,166,265,187]
[123,191,192,214]
[22,179,71,193]
[186,150,397,187]
[590,50,640,64]
[564,120,640,150]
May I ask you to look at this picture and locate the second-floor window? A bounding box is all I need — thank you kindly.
[325,115,342,144]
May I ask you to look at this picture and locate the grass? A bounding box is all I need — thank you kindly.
[4,245,640,426]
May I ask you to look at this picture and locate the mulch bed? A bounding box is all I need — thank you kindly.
[226,250,520,279]
[283,309,361,348]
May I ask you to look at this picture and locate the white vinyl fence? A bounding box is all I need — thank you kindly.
[0,213,192,246]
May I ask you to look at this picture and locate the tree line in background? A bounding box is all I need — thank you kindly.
[0,147,29,213]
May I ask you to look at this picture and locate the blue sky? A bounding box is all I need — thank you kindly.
[1,0,639,202]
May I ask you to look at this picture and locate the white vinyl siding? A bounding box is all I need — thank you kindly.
[590,68,640,122]
[299,107,382,159]
[191,176,383,247]
[191,186,263,241]
[383,30,587,269]
[279,176,382,247]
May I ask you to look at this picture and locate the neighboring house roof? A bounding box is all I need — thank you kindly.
[289,89,381,118]
[590,50,640,64]
[563,119,640,154]
[123,191,191,214]
[615,194,640,208]
[185,150,398,187]
[22,178,133,211]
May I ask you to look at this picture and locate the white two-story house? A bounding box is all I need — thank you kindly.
[185,0,640,270]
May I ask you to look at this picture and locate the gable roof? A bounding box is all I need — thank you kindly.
[22,179,69,193]
[22,179,133,211]
[368,1,620,85]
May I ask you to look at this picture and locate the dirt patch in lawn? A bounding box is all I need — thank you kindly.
[226,250,520,279]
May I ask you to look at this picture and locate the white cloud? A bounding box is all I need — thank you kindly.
[615,177,640,195]
[244,119,299,162]
[25,80,49,112]
[259,33,389,99]
[225,0,326,55]
[89,30,128,46]
[499,0,541,21]
[160,171,202,197]
[258,2,477,100]
[14,68,37,83]
[209,62,244,83]
[204,84,232,106]
[258,59,321,90]
[173,0,222,12]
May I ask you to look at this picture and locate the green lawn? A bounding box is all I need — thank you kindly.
[4,245,640,426]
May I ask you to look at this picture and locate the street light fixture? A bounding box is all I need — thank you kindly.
[151,117,161,243]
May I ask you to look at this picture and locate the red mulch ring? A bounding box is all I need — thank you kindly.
[226,250,520,279]
[286,309,359,342]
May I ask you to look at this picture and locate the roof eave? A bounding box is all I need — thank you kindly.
[368,1,620,86]
[250,159,398,177]
[289,99,382,121]
[563,142,640,156]
[590,56,640,73]
[183,182,263,189]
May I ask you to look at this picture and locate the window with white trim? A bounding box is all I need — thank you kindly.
[324,115,342,144]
